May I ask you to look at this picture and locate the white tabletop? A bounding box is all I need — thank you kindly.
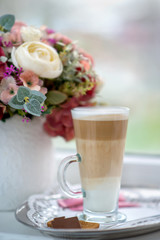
[0,211,49,239]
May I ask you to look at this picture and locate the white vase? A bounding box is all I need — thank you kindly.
[0,115,55,210]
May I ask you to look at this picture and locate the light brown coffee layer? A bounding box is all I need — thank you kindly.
[73,115,128,140]
[77,138,126,179]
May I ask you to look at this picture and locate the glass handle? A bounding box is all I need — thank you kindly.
[57,153,82,198]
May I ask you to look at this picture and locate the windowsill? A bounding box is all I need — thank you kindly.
[122,153,160,188]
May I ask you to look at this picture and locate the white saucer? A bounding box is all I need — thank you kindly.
[15,187,160,239]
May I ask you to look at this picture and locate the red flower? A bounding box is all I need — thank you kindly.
[44,92,97,141]
[0,47,7,81]
[61,97,79,109]
[79,84,97,102]
[44,121,65,137]
[44,98,78,141]
[64,127,74,141]
[0,107,3,120]
[44,106,74,141]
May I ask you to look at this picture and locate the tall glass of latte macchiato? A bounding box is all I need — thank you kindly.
[58,106,129,224]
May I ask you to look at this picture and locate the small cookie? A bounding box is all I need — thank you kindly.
[47,217,99,229]
[47,217,65,228]
[47,220,53,228]
[79,220,99,229]
[47,216,81,229]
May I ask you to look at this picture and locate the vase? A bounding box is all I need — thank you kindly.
[0,115,55,211]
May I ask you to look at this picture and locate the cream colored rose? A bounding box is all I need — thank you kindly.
[12,41,63,79]
[21,26,42,42]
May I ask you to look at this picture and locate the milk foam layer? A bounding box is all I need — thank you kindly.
[76,114,128,121]
[72,107,129,120]
[83,177,120,212]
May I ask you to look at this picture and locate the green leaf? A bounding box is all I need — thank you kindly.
[73,78,82,83]
[0,14,15,32]
[41,105,54,116]
[24,99,41,116]
[31,90,46,104]
[8,95,24,109]
[17,86,31,102]
[0,26,4,32]
[65,43,73,52]
[46,90,67,105]
[18,109,25,116]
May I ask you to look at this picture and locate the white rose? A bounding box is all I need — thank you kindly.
[11,41,63,79]
[21,26,42,42]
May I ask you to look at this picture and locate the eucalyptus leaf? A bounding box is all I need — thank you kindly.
[0,56,7,63]
[57,41,65,46]
[31,90,46,103]
[17,86,31,102]
[24,99,41,116]
[0,14,15,32]
[8,96,24,110]
[46,90,67,105]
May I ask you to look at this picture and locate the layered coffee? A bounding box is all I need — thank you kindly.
[73,114,128,213]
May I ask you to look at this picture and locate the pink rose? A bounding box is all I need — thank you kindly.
[79,48,94,66]
[80,60,91,71]
[10,21,27,44]
[0,83,18,104]
[51,33,72,45]
[20,70,40,91]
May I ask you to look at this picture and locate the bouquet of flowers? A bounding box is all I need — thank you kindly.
[0,14,100,140]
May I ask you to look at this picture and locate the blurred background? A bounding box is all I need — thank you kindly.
[0,0,160,154]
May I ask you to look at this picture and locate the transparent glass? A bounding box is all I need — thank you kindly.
[58,106,129,224]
